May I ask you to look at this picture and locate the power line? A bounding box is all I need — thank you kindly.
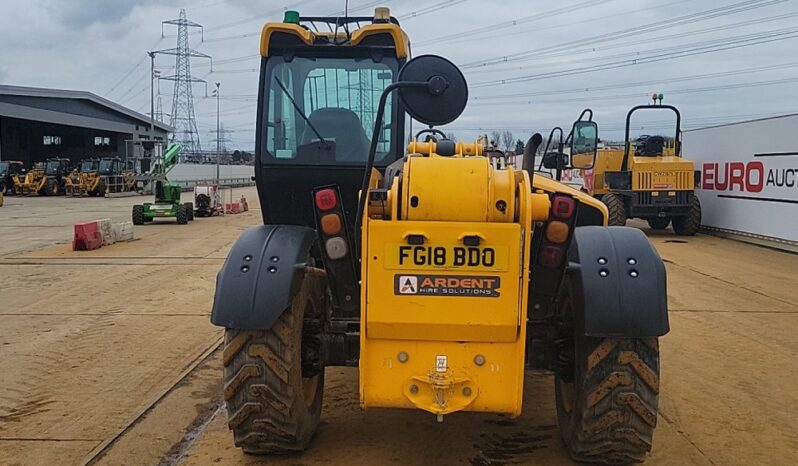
[198,0,464,44]
[469,61,798,101]
[103,37,163,96]
[413,0,617,47]
[415,0,693,49]
[468,76,798,107]
[398,0,470,20]
[469,27,798,88]
[464,10,798,77]
[460,0,786,69]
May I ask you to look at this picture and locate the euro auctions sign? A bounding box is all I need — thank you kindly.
[683,114,798,245]
[701,160,797,195]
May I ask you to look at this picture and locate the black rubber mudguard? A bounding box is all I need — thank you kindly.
[566,226,669,337]
[210,225,315,329]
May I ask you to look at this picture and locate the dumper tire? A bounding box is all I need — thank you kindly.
[646,218,669,230]
[0,183,7,195]
[555,281,660,464]
[222,271,325,454]
[671,196,700,236]
[602,193,626,226]
[132,205,145,225]
[184,202,194,221]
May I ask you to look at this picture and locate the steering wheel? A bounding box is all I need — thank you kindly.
[414,128,448,142]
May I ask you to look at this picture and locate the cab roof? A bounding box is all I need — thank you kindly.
[260,11,410,59]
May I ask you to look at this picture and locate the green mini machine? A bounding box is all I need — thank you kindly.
[132,143,194,225]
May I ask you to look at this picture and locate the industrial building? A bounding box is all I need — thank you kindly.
[0,85,172,167]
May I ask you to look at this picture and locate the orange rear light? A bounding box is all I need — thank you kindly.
[321,213,342,235]
[546,221,569,244]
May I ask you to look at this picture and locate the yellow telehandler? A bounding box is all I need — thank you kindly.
[210,8,669,464]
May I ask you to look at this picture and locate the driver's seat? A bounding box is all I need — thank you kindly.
[300,108,370,162]
[636,136,665,156]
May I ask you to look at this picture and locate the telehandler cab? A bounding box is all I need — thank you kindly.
[584,96,701,234]
[211,8,669,464]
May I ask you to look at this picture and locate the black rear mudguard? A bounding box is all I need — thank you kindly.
[210,225,316,329]
[566,226,669,337]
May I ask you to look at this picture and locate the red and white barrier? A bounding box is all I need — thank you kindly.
[225,202,241,214]
[73,219,135,251]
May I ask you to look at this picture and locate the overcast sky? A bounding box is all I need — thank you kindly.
[1,0,797,149]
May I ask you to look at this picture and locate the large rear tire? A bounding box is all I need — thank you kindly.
[132,205,145,225]
[184,202,194,221]
[646,217,670,230]
[555,282,660,464]
[222,272,324,454]
[671,196,701,236]
[602,193,627,226]
[176,204,188,225]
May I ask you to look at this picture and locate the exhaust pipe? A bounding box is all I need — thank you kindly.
[522,133,543,172]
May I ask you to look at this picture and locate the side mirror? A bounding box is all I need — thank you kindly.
[397,55,468,126]
[569,120,597,170]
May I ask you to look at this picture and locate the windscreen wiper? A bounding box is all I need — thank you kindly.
[273,77,330,147]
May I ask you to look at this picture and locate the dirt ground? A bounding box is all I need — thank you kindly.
[1,191,797,466]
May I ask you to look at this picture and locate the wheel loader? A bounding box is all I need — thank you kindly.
[211,8,669,464]
[584,97,701,235]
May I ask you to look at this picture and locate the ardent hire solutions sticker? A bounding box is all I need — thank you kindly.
[394,274,501,298]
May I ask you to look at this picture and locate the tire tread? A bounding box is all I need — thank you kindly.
[222,275,323,454]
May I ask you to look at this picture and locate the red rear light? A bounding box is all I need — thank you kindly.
[315,188,337,211]
[540,245,564,268]
[551,196,575,219]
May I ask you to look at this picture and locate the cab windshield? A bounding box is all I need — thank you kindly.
[261,56,398,165]
[99,159,115,175]
[0,162,8,175]
[45,160,63,175]
[81,160,98,172]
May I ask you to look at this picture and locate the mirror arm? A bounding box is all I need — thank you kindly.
[539,127,562,172]
[353,80,429,267]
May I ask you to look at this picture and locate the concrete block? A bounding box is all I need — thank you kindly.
[112,221,134,243]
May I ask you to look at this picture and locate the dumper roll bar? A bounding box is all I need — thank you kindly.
[622,104,682,171]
